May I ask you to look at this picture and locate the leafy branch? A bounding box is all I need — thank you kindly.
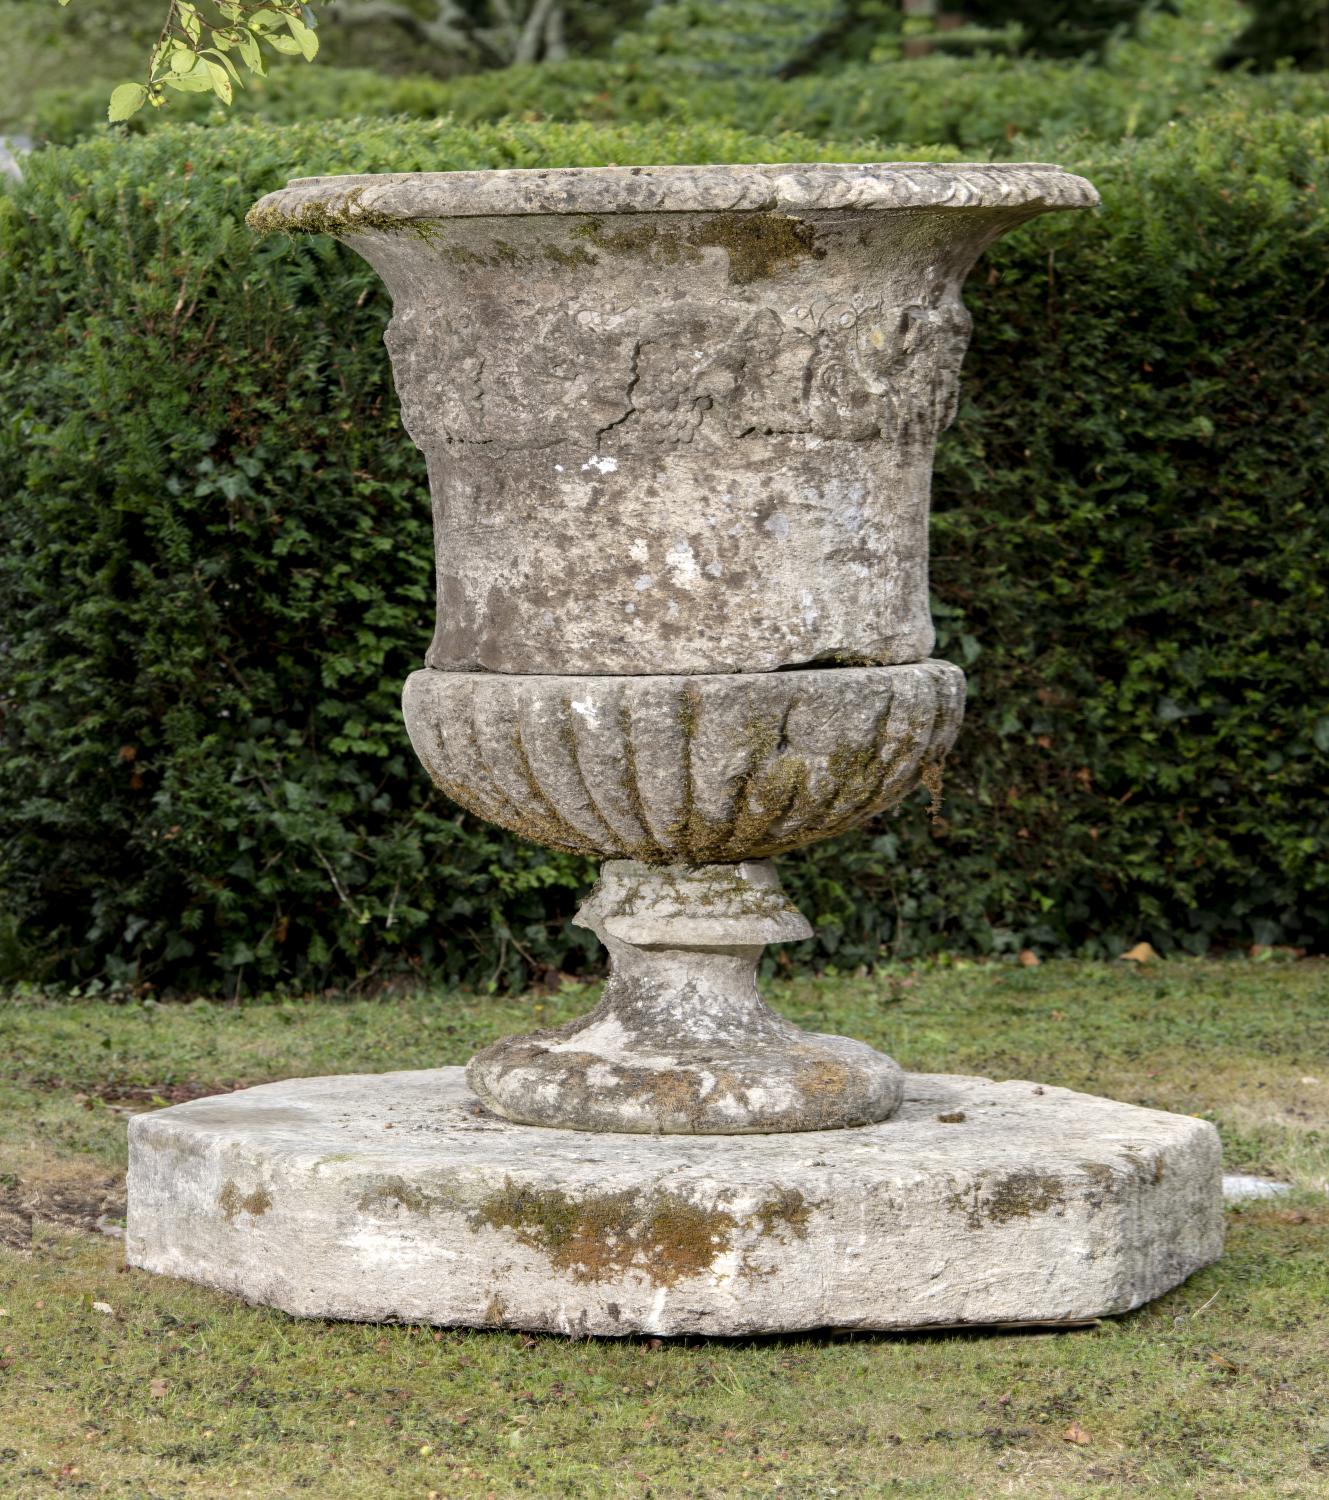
[54,1,330,122]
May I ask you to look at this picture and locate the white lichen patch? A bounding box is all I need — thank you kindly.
[665,539,700,586]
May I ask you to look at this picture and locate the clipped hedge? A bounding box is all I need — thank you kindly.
[27,10,1329,156]
[1,108,1326,994]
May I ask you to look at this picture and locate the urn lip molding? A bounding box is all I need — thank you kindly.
[251,160,1100,227]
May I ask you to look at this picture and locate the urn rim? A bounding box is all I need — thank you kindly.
[250,159,1099,231]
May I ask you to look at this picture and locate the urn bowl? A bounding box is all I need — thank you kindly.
[402,661,965,862]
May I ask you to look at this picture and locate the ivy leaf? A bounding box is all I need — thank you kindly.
[107,83,148,122]
[1314,717,1329,753]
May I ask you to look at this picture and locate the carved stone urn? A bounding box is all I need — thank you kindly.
[123,163,1226,1338]
[248,162,1099,1134]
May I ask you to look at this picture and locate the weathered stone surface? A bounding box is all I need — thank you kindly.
[126,1068,1223,1336]
[253,161,1103,222]
[468,860,904,1133]
[1222,1174,1293,1202]
[402,661,964,860]
[251,163,1098,675]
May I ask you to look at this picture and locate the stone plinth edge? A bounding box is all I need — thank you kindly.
[249,161,1099,232]
[126,1068,1223,1337]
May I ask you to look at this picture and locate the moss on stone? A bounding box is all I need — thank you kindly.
[246,186,443,244]
[919,756,946,820]
[573,218,700,266]
[570,209,821,284]
[1121,1146,1167,1185]
[357,1175,432,1215]
[616,702,669,862]
[753,1188,816,1242]
[690,213,824,285]
[949,1169,1068,1229]
[217,1181,272,1221]
[791,1055,855,1106]
[542,242,599,268]
[470,1180,737,1288]
[1078,1162,1117,1191]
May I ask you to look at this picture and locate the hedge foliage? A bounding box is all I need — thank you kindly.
[27,1,1329,155]
[2,108,1327,992]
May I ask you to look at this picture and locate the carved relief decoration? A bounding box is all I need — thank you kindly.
[385,286,973,455]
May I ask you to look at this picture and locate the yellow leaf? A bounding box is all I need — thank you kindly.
[1121,941,1158,963]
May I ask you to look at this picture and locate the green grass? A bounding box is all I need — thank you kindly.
[1,959,1327,1497]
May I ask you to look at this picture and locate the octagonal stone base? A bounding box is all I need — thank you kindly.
[126,1068,1222,1336]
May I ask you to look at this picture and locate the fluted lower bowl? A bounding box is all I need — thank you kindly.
[402,662,964,861]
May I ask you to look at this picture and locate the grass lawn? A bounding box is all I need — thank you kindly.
[1,959,1326,1498]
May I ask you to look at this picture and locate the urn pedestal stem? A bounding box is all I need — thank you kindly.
[467,859,904,1133]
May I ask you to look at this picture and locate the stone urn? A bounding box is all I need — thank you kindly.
[123,163,1225,1337]
[247,162,1098,1134]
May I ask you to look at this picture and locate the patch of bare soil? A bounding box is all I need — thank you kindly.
[74,1079,249,1109]
[0,1159,126,1253]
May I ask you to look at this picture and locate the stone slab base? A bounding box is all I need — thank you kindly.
[126,1069,1223,1337]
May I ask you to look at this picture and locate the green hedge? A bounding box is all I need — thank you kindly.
[2,109,1326,993]
[27,13,1329,156]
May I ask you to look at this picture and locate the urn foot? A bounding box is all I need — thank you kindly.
[465,859,904,1134]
